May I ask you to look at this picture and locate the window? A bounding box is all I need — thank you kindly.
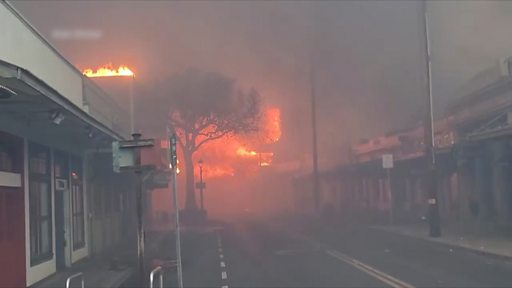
[0,132,22,173]
[29,143,52,265]
[0,145,13,172]
[71,157,85,250]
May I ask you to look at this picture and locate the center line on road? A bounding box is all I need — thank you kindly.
[326,249,414,288]
[217,232,229,288]
[295,233,414,288]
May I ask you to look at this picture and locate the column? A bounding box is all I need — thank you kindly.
[490,140,508,220]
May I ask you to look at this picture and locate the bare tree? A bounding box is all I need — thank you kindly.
[158,69,261,211]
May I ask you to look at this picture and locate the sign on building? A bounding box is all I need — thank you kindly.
[382,154,394,169]
[112,138,155,173]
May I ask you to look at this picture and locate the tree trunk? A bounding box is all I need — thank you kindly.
[184,150,198,211]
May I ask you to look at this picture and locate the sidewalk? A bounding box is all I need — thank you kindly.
[32,259,133,288]
[372,222,512,259]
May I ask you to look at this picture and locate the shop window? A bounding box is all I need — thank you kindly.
[71,157,85,250]
[0,145,13,172]
[29,142,52,265]
[0,132,22,173]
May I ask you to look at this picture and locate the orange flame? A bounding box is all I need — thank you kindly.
[169,159,181,174]
[193,106,282,178]
[236,147,258,157]
[202,165,235,178]
[264,107,281,144]
[259,152,274,167]
[83,64,134,77]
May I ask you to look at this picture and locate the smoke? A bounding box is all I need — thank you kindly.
[429,1,512,111]
[12,0,512,184]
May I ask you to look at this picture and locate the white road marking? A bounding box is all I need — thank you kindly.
[217,234,222,247]
[295,234,414,288]
[218,232,229,288]
[326,249,414,288]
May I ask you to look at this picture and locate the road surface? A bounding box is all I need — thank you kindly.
[162,218,512,287]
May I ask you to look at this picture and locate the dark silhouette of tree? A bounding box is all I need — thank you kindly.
[156,69,261,211]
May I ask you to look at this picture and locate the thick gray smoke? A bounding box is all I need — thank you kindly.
[12,0,512,169]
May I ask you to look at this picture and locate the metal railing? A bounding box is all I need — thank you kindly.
[149,266,163,288]
[65,272,84,288]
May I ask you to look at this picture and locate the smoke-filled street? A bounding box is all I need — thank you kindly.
[4,1,512,287]
[153,217,512,288]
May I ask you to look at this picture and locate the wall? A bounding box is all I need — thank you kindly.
[0,187,26,288]
[0,2,83,108]
[0,2,130,139]
[0,132,25,288]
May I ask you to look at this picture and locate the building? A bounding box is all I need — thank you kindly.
[0,2,133,287]
[449,56,512,223]
[292,56,512,229]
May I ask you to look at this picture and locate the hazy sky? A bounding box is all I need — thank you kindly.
[12,0,512,168]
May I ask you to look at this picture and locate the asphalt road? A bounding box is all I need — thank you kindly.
[162,217,512,288]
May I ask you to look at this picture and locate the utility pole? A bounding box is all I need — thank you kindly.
[132,132,145,284]
[310,64,321,213]
[421,0,441,237]
[169,133,184,288]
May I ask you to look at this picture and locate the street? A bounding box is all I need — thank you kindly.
[161,217,512,288]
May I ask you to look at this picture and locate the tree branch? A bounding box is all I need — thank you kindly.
[194,130,231,151]
[174,129,186,151]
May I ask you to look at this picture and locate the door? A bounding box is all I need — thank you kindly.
[54,152,69,270]
[0,188,26,287]
[0,132,25,287]
[54,189,65,269]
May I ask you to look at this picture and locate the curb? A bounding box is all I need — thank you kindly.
[369,226,512,261]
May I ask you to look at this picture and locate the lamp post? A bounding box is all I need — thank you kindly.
[421,0,441,237]
[198,159,205,211]
[129,75,135,134]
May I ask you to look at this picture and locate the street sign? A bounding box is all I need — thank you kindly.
[195,182,206,189]
[113,141,135,173]
[118,138,155,149]
[147,171,170,189]
[113,139,155,173]
[382,154,394,169]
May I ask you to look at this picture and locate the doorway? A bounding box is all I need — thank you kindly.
[54,151,69,270]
